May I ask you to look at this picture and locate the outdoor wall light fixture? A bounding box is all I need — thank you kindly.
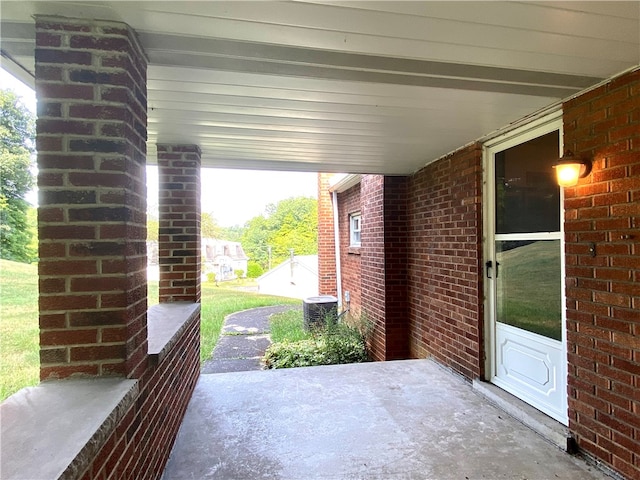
[553,150,592,187]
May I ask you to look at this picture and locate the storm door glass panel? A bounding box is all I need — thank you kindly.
[495,240,562,340]
[495,131,560,234]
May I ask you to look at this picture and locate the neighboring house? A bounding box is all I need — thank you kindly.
[202,238,249,281]
[147,239,248,281]
[257,255,318,300]
[319,67,639,477]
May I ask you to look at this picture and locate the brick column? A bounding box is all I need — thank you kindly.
[563,68,640,479]
[317,173,337,296]
[157,145,201,303]
[35,17,148,380]
[382,176,409,358]
[361,175,409,361]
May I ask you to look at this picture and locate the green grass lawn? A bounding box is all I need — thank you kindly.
[496,240,562,340]
[0,260,40,401]
[0,259,297,401]
[197,280,298,362]
[269,309,310,343]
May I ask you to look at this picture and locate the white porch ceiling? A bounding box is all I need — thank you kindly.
[1,1,639,174]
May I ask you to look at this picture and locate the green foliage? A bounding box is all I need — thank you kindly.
[147,216,159,242]
[1,89,36,263]
[0,90,35,153]
[264,313,370,369]
[241,196,317,270]
[26,207,38,259]
[221,225,243,242]
[234,269,245,278]
[201,211,222,239]
[246,261,264,278]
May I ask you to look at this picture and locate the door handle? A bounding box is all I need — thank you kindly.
[486,261,500,278]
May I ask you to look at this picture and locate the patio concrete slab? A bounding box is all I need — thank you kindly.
[162,359,608,480]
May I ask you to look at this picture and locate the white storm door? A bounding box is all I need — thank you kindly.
[485,117,568,425]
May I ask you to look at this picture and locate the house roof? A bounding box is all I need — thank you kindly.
[257,255,318,282]
[202,238,249,261]
[1,2,638,175]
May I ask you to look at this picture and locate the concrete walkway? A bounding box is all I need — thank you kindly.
[201,305,299,374]
[162,359,609,480]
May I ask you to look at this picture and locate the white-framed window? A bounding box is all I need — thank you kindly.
[349,212,361,247]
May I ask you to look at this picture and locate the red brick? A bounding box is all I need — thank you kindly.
[35,48,93,67]
[37,119,95,135]
[40,294,98,311]
[70,344,126,362]
[40,364,99,380]
[40,329,97,346]
[36,83,95,100]
[69,104,128,120]
[40,313,67,329]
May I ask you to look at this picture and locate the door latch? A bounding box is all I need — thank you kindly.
[485,260,500,278]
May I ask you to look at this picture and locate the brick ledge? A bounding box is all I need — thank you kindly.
[0,303,200,480]
[0,378,138,480]
[147,302,200,365]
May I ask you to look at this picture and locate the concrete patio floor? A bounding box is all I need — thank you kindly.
[162,359,608,480]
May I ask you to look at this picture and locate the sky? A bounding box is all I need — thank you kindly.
[1,68,318,227]
[148,166,317,227]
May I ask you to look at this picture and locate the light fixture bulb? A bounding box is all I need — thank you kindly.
[555,163,581,187]
[553,151,591,188]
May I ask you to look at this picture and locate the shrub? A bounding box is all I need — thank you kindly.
[263,315,370,369]
[246,261,264,278]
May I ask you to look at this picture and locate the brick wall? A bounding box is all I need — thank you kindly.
[406,144,484,380]
[382,176,410,358]
[35,16,149,379]
[317,173,337,296]
[563,68,640,479]
[157,145,202,303]
[360,175,410,360]
[337,183,362,317]
[80,311,200,480]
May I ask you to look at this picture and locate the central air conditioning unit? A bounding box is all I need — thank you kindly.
[302,295,338,331]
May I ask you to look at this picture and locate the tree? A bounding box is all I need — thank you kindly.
[221,224,244,243]
[201,212,222,239]
[241,196,317,271]
[0,89,36,263]
[147,216,159,242]
[241,215,271,268]
[264,197,317,263]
